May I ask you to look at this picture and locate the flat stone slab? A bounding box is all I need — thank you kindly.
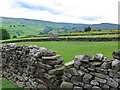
[75,55,84,60]
[90,62,103,66]
[90,80,99,86]
[34,61,52,70]
[73,86,83,90]
[94,73,109,79]
[92,86,102,90]
[107,78,119,88]
[83,74,93,80]
[60,81,73,88]
[42,55,60,60]
[95,77,107,84]
[42,58,64,66]
[48,67,64,75]
[65,60,74,68]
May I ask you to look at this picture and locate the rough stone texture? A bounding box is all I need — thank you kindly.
[1,44,120,90]
[62,49,120,90]
[73,86,83,90]
[95,77,107,84]
[92,86,102,90]
[112,59,120,70]
[101,61,111,69]
[84,84,92,90]
[107,78,119,88]
[90,80,99,86]
[94,53,105,61]
[60,81,73,88]
[112,49,120,60]
[1,44,64,90]
[101,85,110,90]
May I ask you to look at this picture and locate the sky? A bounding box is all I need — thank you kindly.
[0,0,119,24]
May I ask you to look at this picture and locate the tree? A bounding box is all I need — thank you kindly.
[10,25,12,27]
[12,35,17,38]
[0,29,10,40]
[84,27,91,32]
[16,32,20,36]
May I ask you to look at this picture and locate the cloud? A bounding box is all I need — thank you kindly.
[17,1,61,15]
[0,0,119,24]
[81,16,101,21]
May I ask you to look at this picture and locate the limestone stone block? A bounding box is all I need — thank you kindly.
[90,80,99,86]
[92,86,102,90]
[107,78,118,88]
[112,50,120,60]
[60,81,73,88]
[95,77,106,84]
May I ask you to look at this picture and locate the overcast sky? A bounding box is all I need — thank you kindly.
[0,0,119,24]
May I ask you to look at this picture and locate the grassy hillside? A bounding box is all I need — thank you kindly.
[1,17,118,38]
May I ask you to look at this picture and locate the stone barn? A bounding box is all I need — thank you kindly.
[49,32,58,38]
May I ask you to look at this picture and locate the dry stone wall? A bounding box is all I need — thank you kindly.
[1,43,120,90]
[1,43,64,90]
[62,51,120,90]
[2,37,120,43]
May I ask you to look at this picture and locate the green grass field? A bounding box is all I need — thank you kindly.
[16,41,118,62]
[1,41,119,89]
[1,79,22,89]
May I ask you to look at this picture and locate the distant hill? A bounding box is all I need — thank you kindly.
[1,17,118,37]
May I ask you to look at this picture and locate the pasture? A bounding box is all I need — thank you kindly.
[1,79,22,89]
[16,41,118,63]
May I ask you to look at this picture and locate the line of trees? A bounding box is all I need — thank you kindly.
[10,24,25,27]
